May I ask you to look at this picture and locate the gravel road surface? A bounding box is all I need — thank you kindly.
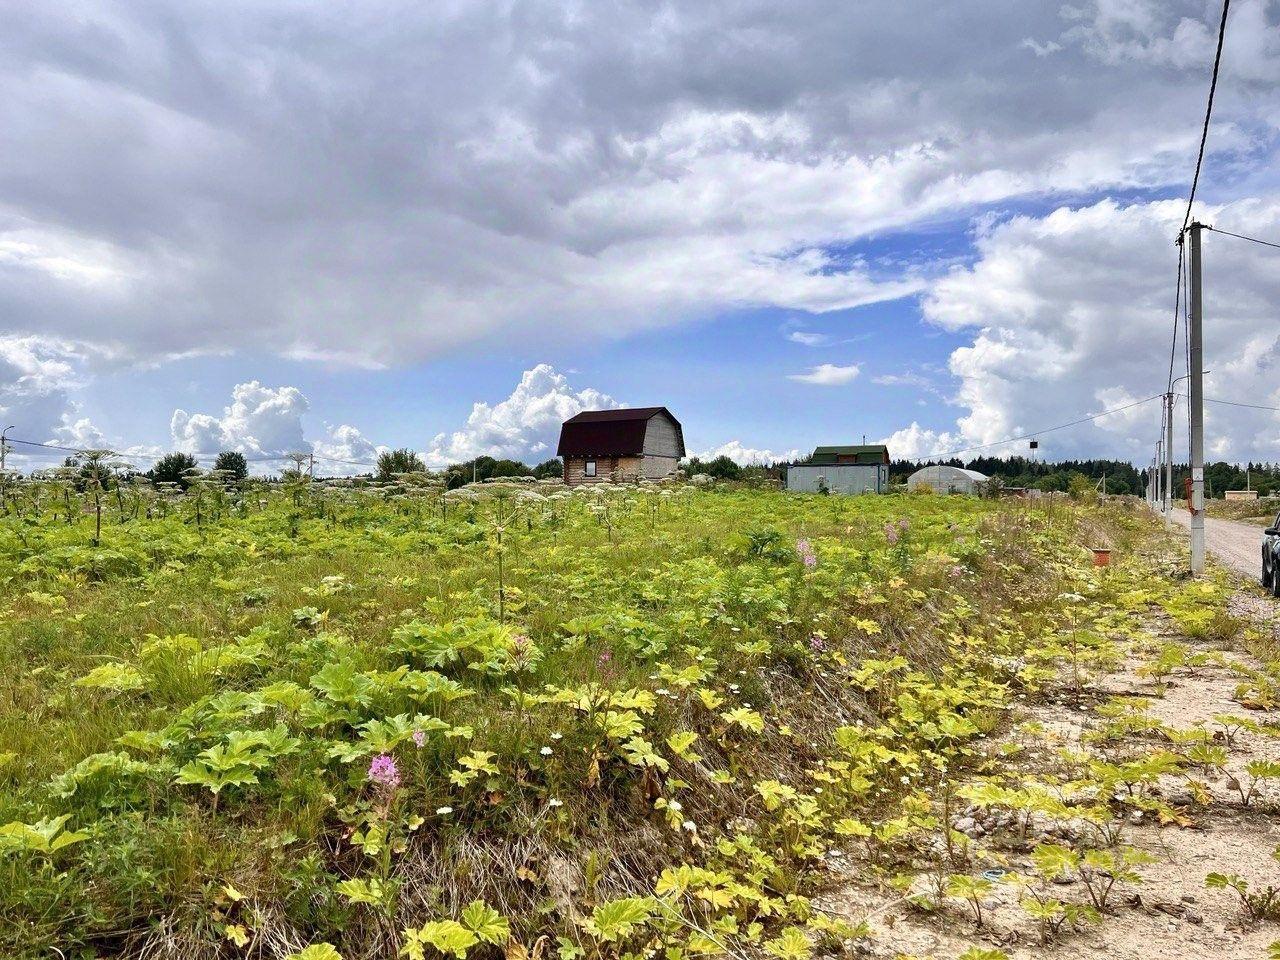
[1169,507,1264,580]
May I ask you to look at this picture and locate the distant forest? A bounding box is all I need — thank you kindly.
[77,449,1280,499]
[888,455,1280,499]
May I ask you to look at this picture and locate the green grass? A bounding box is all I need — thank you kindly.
[0,481,1157,959]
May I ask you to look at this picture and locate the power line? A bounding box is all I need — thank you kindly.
[1180,0,1231,235]
[1175,393,1280,413]
[927,393,1164,460]
[7,437,86,455]
[1205,225,1280,251]
[1166,239,1185,392]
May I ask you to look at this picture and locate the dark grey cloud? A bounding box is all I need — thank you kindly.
[0,0,1276,373]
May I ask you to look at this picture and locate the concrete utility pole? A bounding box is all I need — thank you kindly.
[1155,440,1163,509]
[1188,222,1206,575]
[1164,391,1174,527]
[0,425,13,472]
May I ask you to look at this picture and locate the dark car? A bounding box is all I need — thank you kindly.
[1263,512,1280,596]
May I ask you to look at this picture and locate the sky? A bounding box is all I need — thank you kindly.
[2,0,1280,473]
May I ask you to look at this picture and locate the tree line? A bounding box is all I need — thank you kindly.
[125,449,565,490]
[889,455,1280,499]
[49,446,1280,500]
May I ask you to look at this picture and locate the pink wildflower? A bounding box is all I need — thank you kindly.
[368,753,401,791]
[796,538,818,568]
[510,633,532,669]
[411,729,427,748]
[884,523,900,545]
[808,635,826,653]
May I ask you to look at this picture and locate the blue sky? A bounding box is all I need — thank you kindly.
[60,217,978,464]
[3,1,1279,472]
[67,291,965,464]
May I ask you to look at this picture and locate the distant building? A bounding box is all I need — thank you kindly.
[556,407,685,485]
[1225,490,1259,501]
[785,444,890,494]
[906,464,989,495]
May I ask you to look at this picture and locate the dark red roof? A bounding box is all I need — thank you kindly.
[556,407,683,458]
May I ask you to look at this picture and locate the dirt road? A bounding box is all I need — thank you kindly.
[826,563,1280,960]
[1168,507,1263,580]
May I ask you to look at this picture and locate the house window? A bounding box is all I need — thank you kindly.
[584,460,597,477]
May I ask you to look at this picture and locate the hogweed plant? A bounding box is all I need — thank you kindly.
[0,482,1183,957]
[1206,853,1280,922]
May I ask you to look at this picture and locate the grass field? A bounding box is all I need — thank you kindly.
[1204,498,1280,526]
[0,480,1166,959]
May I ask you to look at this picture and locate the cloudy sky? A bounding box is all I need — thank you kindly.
[2,0,1279,472]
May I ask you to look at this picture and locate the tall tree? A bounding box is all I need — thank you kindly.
[683,455,742,480]
[376,448,426,481]
[152,452,198,488]
[213,451,249,481]
[532,458,563,479]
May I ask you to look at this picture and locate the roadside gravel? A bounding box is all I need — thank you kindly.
[1169,508,1264,581]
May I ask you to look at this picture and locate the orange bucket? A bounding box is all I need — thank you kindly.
[1091,548,1112,567]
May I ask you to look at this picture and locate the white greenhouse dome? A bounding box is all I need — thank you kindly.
[905,464,989,495]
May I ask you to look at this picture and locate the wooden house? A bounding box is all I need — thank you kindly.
[556,407,685,485]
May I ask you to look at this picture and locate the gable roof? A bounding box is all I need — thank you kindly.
[557,407,684,458]
[809,444,889,465]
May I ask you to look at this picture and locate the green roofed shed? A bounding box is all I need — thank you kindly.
[785,443,891,494]
[808,444,890,466]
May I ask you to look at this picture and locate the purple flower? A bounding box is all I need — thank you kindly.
[948,564,965,579]
[884,523,900,545]
[597,650,613,668]
[510,633,532,668]
[796,538,818,568]
[368,753,401,791]
[411,729,427,748]
[808,634,826,653]
[898,518,910,531]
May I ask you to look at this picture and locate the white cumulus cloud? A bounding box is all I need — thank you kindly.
[696,440,801,465]
[922,195,1280,462]
[171,381,310,458]
[880,422,960,461]
[168,383,395,475]
[0,335,120,466]
[313,424,385,476]
[425,364,618,467]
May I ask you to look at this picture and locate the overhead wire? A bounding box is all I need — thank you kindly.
[1166,240,1185,393]
[927,393,1164,461]
[1179,0,1232,235]
[1204,225,1280,250]
[1162,0,1228,483]
[1175,394,1280,413]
